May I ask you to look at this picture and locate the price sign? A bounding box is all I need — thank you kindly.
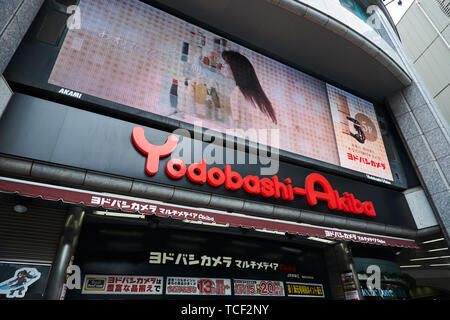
[166,277,231,296]
[233,279,285,297]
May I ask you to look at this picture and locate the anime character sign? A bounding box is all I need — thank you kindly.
[0,267,41,298]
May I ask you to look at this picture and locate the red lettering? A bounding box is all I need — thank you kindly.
[343,193,355,212]
[305,173,337,210]
[206,167,225,187]
[272,176,289,200]
[224,165,243,190]
[187,159,207,184]
[131,127,376,218]
[260,178,275,198]
[334,190,350,212]
[363,201,376,217]
[243,175,261,195]
[166,158,186,179]
[132,127,178,175]
[284,178,295,201]
[351,194,364,214]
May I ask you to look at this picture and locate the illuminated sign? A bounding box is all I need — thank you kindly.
[48,0,393,182]
[285,282,325,298]
[82,275,163,295]
[132,127,376,217]
[166,277,231,296]
[234,279,285,297]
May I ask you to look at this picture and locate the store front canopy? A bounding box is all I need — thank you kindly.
[0,177,418,248]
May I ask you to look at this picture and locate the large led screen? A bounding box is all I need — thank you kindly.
[48,0,393,181]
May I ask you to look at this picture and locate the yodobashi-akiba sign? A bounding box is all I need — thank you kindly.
[132,127,376,217]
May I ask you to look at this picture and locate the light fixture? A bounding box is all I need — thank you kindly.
[307,237,336,244]
[421,238,445,244]
[280,246,302,254]
[429,263,450,267]
[13,204,28,213]
[94,211,145,219]
[410,255,450,262]
[256,228,286,235]
[427,248,448,252]
[181,219,229,228]
[399,265,422,268]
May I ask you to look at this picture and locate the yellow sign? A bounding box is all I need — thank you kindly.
[286,282,325,298]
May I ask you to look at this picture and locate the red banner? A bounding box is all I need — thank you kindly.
[0,177,418,248]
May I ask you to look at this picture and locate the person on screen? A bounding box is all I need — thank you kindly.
[221,51,277,124]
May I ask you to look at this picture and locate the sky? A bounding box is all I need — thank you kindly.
[384,0,415,24]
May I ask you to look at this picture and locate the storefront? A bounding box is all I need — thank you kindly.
[0,0,432,300]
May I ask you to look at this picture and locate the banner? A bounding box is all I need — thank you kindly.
[165,277,231,296]
[0,177,419,248]
[82,275,163,295]
[285,282,325,298]
[233,279,285,297]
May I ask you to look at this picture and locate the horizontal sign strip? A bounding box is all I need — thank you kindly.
[0,177,418,248]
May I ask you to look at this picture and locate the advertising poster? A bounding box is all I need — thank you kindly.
[285,282,325,298]
[340,271,360,300]
[48,0,393,181]
[233,279,285,297]
[327,84,393,181]
[166,277,231,296]
[82,275,163,295]
[0,262,50,299]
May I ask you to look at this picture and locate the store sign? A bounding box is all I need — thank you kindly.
[362,288,394,298]
[286,282,325,298]
[166,277,231,296]
[0,177,419,248]
[234,279,285,297]
[82,275,163,295]
[132,127,377,217]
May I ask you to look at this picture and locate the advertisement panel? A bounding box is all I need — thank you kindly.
[47,0,393,181]
[0,262,51,300]
[285,282,325,298]
[233,279,285,297]
[165,277,231,296]
[82,275,163,295]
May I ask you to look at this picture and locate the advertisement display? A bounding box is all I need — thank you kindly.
[233,279,285,297]
[82,275,163,295]
[285,282,325,298]
[340,272,361,300]
[0,262,51,299]
[166,277,231,296]
[47,0,393,181]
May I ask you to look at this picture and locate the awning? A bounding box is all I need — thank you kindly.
[0,176,418,248]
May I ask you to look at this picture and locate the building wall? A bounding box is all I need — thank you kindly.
[397,0,450,127]
[375,4,450,244]
[0,0,447,242]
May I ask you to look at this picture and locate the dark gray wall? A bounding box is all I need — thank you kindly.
[0,0,44,116]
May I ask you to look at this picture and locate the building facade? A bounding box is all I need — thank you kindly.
[396,0,449,128]
[0,0,449,300]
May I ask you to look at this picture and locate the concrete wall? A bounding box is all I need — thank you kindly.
[397,0,450,127]
[374,6,450,244]
[0,0,44,118]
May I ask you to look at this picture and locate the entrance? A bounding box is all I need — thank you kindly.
[65,213,331,300]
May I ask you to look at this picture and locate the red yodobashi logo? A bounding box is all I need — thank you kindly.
[132,127,376,217]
